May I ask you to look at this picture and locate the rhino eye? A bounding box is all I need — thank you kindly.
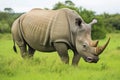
[83,44,87,48]
[75,18,82,27]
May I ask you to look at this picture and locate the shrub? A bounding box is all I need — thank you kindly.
[92,25,106,39]
[0,21,10,33]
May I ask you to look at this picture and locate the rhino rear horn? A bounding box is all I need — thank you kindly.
[96,37,110,55]
[91,40,99,47]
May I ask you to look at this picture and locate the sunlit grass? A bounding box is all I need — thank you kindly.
[0,33,120,80]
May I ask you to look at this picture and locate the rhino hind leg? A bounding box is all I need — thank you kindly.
[18,43,27,58]
[28,45,35,58]
[19,43,35,58]
[53,43,69,64]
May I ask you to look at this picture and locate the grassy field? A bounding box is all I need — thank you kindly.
[0,33,120,80]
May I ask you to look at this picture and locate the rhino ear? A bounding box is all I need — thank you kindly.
[75,18,82,27]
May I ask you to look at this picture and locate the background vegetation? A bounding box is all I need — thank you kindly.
[0,0,120,80]
[0,0,120,39]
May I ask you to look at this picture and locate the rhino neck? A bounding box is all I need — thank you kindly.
[49,9,73,49]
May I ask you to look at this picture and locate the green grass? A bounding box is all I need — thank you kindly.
[0,33,120,80]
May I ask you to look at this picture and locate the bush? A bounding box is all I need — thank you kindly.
[92,26,106,39]
[0,11,22,33]
[0,20,10,33]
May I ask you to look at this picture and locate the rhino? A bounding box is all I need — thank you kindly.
[11,8,110,65]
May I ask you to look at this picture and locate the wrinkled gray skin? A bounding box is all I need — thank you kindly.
[11,8,110,66]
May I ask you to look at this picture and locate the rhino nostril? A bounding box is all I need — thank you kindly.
[86,57,93,62]
[86,57,99,63]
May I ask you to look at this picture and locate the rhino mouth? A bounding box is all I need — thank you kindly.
[84,56,99,63]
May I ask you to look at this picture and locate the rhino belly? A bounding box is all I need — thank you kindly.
[22,25,55,51]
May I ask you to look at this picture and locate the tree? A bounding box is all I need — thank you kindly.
[4,8,14,13]
[53,2,66,10]
[108,14,120,30]
[65,0,75,6]
[0,10,22,33]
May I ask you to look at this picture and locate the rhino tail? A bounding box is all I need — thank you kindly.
[13,39,17,53]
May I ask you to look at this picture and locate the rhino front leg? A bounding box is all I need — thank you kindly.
[53,43,69,64]
[72,51,81,66]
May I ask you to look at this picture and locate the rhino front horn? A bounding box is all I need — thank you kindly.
[96,37,110,55]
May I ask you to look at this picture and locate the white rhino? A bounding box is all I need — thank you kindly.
[11,8,110,65]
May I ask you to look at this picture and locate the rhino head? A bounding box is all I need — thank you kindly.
[73,18,110,63]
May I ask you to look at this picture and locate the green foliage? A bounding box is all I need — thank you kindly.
[0,11,22,33]
[53,0,107,39]
[97,13,120,32]
[0,20,10,33]
[91,16,108,39]
[1,1,120,39]
[92,25,106,39]
[77,7,95,23]
[53,0,75,10]
[106,14,120,30]
[0,33,120,80]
